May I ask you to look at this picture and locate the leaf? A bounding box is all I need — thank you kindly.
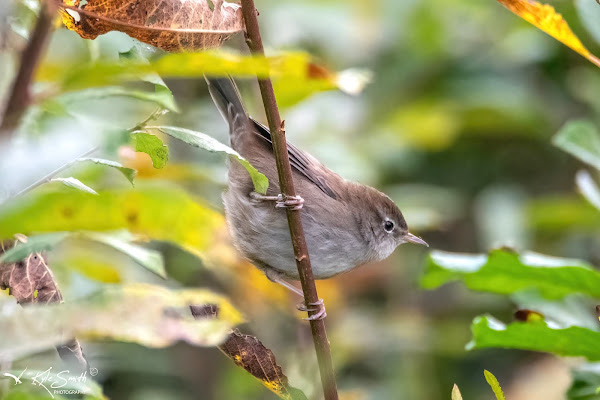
[496,0,600,68]
[58,0,244,51]
[575,0,600,46]
[484,370,506,400]
[58,86,179,113]
[83,231,166,278]
[0,283,244,360]
[38,51,353,97]
[118,45,180,112]
[153,126,269,195]
[0,242,88,370]
[132,132,169,169]
[469,315,600,361]
[51,177,98,195]
[79,157,137,186]
[451,384,463,400]
[553,120,600,170]
[0,185,224,257]
[1,241,63,304]
[273,67,372,108]
[191,305,307,400]
[421,248,600,299]
[576,170,600,210]
[528,196,600,232]
[0,233,69,263]
[0,232,165,278]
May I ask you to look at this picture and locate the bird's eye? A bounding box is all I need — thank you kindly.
[384,220,395,233]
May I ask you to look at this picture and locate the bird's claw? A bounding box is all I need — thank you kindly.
[297,299,326,320]
[249,191,279,204]
[276,194,304,210]
[249,191,304,210]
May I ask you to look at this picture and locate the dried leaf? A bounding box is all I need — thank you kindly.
[0,241,89,371]
[191,305,307,400]
[497,0,600,68]
[57,0,244,51]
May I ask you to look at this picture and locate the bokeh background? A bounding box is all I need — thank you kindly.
[2,0,600,399]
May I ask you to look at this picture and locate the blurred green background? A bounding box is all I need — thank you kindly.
[2,0,600,399]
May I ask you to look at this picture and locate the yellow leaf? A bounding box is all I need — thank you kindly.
[497,0,600,68]
[0,184,224,257]
[1,283,244,360]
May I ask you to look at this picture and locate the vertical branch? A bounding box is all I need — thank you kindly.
[239,2,339,400]
[0,0,56,136]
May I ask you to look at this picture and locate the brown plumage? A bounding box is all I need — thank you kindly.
[206,76,427,285]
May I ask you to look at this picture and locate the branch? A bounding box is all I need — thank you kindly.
[0,0,57,136]
[239,2,339,399]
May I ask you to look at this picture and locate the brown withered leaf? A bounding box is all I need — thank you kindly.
[191,305,307,400]
[57,0,244,51]
[0,240,89,372]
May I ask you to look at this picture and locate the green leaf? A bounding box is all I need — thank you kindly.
[152,126,269,195]
[528,196,600,232]
[83,231,166,278]
[0,283,243,360]
[0,184,223,256]
[51,177,98,195]
[0,231,166,278]
[451,384,463,400]
[469,315,600,361]
[484,370,506,400]
[131,132,169,169]
[553,120,600,171]
[421,248,600,299]
[58,86,179,113]
[576,170,600,210]
[79,157,137,186]
[0,233,70,263]
[118,45,180,113]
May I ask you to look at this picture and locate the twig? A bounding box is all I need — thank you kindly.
[0,0,57,136]
[11,147,99,199]
[239,2,339,399]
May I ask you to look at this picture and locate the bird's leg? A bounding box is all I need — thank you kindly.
[264,269,326,320]
[249,192,304,210]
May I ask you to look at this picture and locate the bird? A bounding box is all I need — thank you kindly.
[206,76,428,319]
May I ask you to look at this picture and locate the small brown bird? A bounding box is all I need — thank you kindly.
[207,77,428,319]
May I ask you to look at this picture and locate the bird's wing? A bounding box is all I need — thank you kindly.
[252,119,339,200]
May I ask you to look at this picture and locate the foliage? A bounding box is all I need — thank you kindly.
[3,0,600,398]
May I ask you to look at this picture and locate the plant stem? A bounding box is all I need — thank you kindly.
[0,0,56,136]
[239,2,339,399]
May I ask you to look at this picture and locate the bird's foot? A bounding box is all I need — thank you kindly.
[297,298,327,320]
[276,194,304,210]
[249,191,280,204]
[249,192,304,210]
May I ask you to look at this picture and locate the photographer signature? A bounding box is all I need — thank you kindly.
[2,367,94,398]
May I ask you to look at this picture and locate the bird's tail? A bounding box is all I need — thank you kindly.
[205,76,250,150]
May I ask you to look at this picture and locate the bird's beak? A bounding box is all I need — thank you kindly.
[404,233,429,247]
